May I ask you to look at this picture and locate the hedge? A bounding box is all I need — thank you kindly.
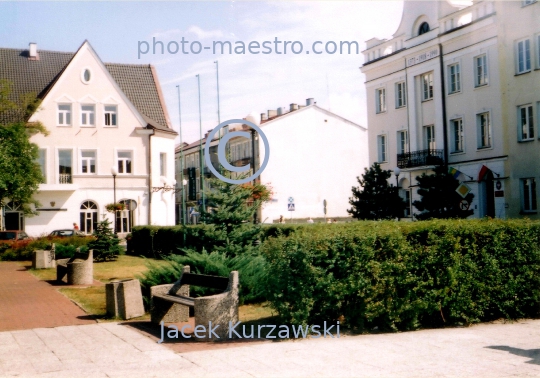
[128,223,305,257]
[262,219,540,331]
[0,236,94,261]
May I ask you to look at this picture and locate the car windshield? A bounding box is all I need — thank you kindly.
[0,232,17,240]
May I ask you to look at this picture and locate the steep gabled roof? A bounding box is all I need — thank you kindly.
[0,45,171,130]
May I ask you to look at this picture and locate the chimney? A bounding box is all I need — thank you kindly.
[306,98,314,106]
[261,113,267,122]
[277,107,284,116]
[28,42,38,60]
[290,103,299,112]
[268,109,277,118]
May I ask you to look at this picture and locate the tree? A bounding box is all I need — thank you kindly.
[199,176,272,256]
[348,163,406,220]
[87,218,121,261]
[0,80,48,214]
[412,165,474,219]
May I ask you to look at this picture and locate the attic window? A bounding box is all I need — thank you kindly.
[418,22,430,35]
[81,68,92,84]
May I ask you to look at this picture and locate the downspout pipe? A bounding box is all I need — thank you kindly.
[438,43,449,168]
[148,128,154,225]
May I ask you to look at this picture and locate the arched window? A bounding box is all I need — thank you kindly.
[116,199,137,233]
[418,22,430,35]
[3,202,24,230]
[80,201,98,235]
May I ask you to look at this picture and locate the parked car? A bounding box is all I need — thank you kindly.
[48,229,86,238]
[0,230,31,248]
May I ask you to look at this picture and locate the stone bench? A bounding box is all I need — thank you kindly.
[56,249,93,285]
[150,265,239,340]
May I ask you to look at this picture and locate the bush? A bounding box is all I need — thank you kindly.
[0,235,94,261]
[138,249,268,307]
[263,219,540,331]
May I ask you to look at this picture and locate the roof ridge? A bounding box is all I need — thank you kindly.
[104,62,152,67]
[0,47,74,55]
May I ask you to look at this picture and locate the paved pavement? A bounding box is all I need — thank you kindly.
[0,263,94,332]
[0,320,539,377]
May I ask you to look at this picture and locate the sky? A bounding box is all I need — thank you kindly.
[0,1,404,144]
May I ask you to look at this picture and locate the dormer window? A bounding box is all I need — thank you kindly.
[418,22,430,35]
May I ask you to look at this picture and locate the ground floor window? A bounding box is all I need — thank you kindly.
[80,201,98,235]
[521,178,537,212]
[3,202,24,230]
[116,199,136,233]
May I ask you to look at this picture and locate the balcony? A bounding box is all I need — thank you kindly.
[397,149,444,169]
[59,173,72,184]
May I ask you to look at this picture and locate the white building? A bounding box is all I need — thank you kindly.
[175,99,368,223]
[0,41,177,236]
[360,0,539,219]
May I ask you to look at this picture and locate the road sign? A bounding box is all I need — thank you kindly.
[456,183,471,198]
[288,203,295,211]
[459,200,470,211]
[288,197,294,203]
[323,199,327,215]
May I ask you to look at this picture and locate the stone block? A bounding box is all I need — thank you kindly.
[32,250,56,269]
[106,279,145,320]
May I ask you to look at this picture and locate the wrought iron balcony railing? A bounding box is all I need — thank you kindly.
[397,149,444,169]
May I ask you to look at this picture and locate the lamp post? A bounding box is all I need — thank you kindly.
[111,166,118,234]
[394,167,401,188]
[394,167,401,221]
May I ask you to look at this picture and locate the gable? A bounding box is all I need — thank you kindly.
[0,42,171,131]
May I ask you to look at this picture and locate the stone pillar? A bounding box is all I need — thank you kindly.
[106,279,145,320]
[67,250,93,285]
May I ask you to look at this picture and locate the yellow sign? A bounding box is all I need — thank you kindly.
[456,183,471,198]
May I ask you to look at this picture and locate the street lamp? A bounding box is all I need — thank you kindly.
[111,166,118,234]
[393,167,401,188]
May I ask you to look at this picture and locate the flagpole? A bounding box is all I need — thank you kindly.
[176,85,186,226]
[196,74,205,216]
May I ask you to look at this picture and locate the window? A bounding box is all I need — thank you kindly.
[375,88,386,113]
[395,82,406,108]
[523,0,536,6]
[57,104,72,126]
[517,39,531,74]
[422,73,433,101]
[423,125,435,150]
[80,201,98,235]
[450,119,464,153]
[522,178,537,212]
[37,149,46,183]
[117,151,132,174]
[397,130,408,154]
[401,189,411,217]
[116,199,135,233]
[418,22,430,35]
[475,55,488,87]
[104,105,117,126]
[81,68,92,84]
[377,135,387,162]
[477,112,491,148]
[160,153,167,176]
[518,105,534,141]
[448,64,461,94]
[58,149,72,184]
[81,105,95,126]
[80,150,96,174]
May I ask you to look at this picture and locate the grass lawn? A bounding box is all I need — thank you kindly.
[23,255,275,323]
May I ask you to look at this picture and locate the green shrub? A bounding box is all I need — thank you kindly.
[138,249,268,307]
[0,235,94,261]
[263,219,540,331]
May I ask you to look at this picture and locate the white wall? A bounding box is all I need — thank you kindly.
[258,106,368,222]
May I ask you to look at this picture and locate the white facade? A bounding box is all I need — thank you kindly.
[361,0,514,219]
[176,101,368,223]
[258,105,368,222]
[9,42,176,236]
